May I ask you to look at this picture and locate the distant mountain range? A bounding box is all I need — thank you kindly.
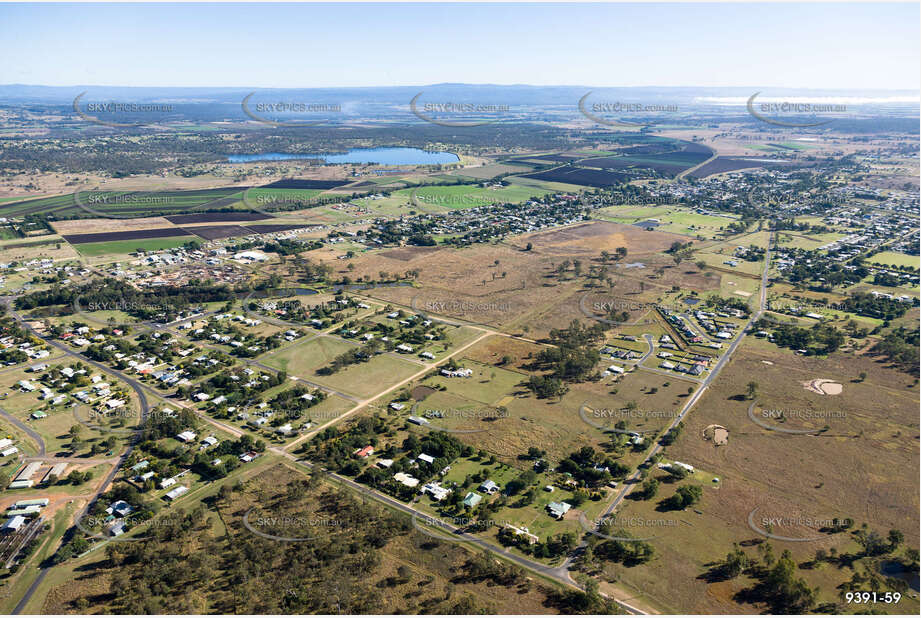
[0,84,917,108]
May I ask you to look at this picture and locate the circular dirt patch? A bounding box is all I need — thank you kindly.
[703,424,729,446]
[411,385,437,401]
[802,378,842,396]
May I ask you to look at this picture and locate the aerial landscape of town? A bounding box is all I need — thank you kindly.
[0,1,917,616]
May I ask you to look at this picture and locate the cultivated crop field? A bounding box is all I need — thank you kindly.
[517,166,634,187]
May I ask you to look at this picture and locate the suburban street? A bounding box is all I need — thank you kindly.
[4,234,773,615]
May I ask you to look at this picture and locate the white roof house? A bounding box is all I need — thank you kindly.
[3,515,27,532]
[165,486,189,500]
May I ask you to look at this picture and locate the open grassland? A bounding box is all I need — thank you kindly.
[775,231,848,251]
[0,239,80,264]
[394,183,552,210]
[309,354,421,399]
[337,225,718,339]
[594,205,739,238]
[258,336,355,376]
[867,251,920,270]
[74,236,192,256]
[610,339,920,613]
[261,336,422,399]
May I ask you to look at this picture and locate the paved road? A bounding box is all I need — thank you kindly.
[8,302,151,615]
[283,454,648,615]
[0,406,45,457]
[567,233,773,568]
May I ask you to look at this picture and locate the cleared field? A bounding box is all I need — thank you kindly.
[594,205,738,238]
[616,339,920,613]
[693,251,765,277]
[507,174,586,192]
[308,354,421,399]
[50,217,176,235]
[450,163,534,179]
[261,336,421,399]
[517,166,633,188]
[61,227,192,245]
[686,156,775,178]
[393,182,552,210]
[260,336,356,376]
[73,236,192,256]
[0,239,80,263]
[775,230,847,250]
[867,250,920,269]
[335,223,716,339]
[519,220,690,257]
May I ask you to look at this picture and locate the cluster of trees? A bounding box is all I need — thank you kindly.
[183,369,286,403]
[843,292,915,321]
[737,245,766,262]
[763,321,846,355]
[15,278,237,322]
[317,342,378,374]
[557,446,629,488]
[261,238,317,256]
[659,421,684,446]
[533,320,605,382]
[527,374,568,400]
[871,327,919,375]
[497,527,578,560]
[705,294,751,316]
[592,534,655,566]
[659,484,702,511]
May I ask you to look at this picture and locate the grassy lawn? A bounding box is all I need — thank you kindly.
[595,205,738,238]
[775,231,847,250]
[260,335,356,376]
[393,183,551,211]
[309,354,421,400]
[866,250,920,269]
[694,251,764,277]
[74,236,192,256]
[421,359,523,406]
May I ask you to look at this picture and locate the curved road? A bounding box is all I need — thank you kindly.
[0,406,45,457]
[8,303,151,615]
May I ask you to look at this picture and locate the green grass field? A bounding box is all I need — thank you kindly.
[393,183,552,211]
[867,250,919,269]
[74,235,193,256]
[775,231,847,250]
[310,354,421,399]
[594,205,738,238]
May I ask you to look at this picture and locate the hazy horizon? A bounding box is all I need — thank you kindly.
[1,3,918,90]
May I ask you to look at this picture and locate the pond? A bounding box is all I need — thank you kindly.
[879,560,920,592]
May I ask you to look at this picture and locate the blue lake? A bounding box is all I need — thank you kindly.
[227,147,459,165]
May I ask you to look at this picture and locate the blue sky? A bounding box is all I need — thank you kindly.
[1,3,918,89]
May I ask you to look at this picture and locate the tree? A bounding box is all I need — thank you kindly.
[746,381,759,400]
[660,484,702,511]
[887,528,904,551]
[722,544,751,578]
[639,477,659,499]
